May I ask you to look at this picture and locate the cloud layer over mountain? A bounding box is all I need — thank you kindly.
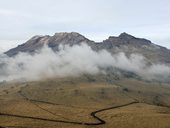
[0,44,170,82]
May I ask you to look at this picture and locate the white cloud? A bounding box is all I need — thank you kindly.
[0,44,170,82]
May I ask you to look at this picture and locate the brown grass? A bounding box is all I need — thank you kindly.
[0,77,170,128]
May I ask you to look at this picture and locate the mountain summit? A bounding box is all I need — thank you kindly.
[5,32,92,56]
[5,32,170,64]
[119,32,136,40]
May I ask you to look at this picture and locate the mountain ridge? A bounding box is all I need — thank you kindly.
[4,32,170,64]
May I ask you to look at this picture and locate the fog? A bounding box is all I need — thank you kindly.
[0,43,170,82]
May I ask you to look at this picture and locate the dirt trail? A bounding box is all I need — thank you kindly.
[0,92,139,126]
[1,83,170,127]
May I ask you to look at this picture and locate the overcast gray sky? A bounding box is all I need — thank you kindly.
[0,0,170,51]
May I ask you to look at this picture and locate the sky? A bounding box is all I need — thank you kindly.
[0,0,170,52]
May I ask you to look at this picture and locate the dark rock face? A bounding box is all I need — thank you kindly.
[97,33,170,64]
[5,32,93,56]
[4,32,170,64]
[102,32,151,48]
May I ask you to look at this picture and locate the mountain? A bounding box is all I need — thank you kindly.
[5,32,94,56]
[5,32,170,64]
[98,33,170,64]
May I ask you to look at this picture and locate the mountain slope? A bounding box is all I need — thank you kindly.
[5,32,170,64]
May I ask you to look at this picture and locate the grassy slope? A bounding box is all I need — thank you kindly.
[0,77,170,128]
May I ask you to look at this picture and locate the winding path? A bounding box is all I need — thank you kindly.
[0,95,139,126]
[1,84,170,127]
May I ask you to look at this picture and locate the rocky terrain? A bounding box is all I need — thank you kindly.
[5,32,170,64]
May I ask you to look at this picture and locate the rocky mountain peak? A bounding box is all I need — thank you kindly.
[4,32,170,64]
[119,32,136,40]
[105,32,136,42]
[105,32,152,47]
[47,32,91,50]
[52,32,89,42]
[54,32,83,37]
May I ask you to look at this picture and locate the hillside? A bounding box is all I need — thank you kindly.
[1,77,170,128]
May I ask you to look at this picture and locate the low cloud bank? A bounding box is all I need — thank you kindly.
[0,43,170,82]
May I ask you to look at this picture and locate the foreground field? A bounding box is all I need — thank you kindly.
[0,77,170,128]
